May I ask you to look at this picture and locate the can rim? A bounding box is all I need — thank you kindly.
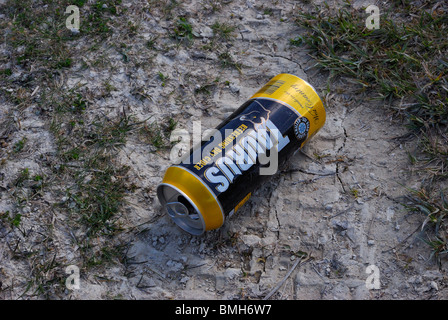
[157,183,206,235]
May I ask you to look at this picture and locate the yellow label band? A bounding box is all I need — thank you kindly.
[235,192,252,213]
[251,73,326,145]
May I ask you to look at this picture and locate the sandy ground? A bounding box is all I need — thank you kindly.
[1,0,447,300]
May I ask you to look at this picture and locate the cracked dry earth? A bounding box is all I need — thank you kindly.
[1,0,448,300]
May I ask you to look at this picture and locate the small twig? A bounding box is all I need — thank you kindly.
[327,204,355,219]
[263,255,311,300]
[291,172,337,185]
[381,225,421,253]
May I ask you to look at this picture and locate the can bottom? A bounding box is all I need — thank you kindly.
[157,183,206,235]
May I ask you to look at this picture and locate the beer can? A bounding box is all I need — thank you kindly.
[157,74,326,235]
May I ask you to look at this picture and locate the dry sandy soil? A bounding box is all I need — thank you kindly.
[1,0,447,300]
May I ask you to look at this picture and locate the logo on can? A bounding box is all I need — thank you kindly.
[294,117,310,141]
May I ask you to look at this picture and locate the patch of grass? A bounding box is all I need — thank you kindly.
[406,187,448,263]
[350,188,359,199]
[47,94,137,284]
[55,57,72,69]
[171,17,195,42]
[85,114,134,151]
[127,21,139,34]
[48,92,81,114]
[139,117,177,150]
[0,68,13,76]
[158,71,169,87]
[147,0,179,18]
[263,8,273,16]
[83,241,127,269]
[218,51,242,72]
[145,35,158,50]
[72,163,129,235]
[13,137,27,153]
[0,0,133,298]
[295,2,448,257]
[417,128,448,178]
[211,21,236,41]
[15,168,30,187]
[0,211,22,228]
[63,147,82,161]
[82,0,122,36]
[289,36,303,47]
[195,82,215,95]
[103,80,116,94]
[51,105,135,231]
[3,0,122,93]
[295,5,448,128]
[22,253,65,298]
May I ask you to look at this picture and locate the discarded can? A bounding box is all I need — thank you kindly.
[157,73,326,235]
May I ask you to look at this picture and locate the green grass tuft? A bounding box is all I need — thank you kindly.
[294,2,448,257]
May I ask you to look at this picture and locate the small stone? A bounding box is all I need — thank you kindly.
[367,240,375,246]
[242,234,261,247]
[430,281,438,291]
[332,220,348,230]
[180,276,190,284]
[138,275,156,288]
[318,235,328,245]
[166,260,183,272]
[256,14,263,19]
[229,85,240,93]
[224,268,241,280]
[408,275,422,284]
[200,26,214,38]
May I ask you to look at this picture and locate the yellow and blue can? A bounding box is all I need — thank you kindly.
[157,74,326,235]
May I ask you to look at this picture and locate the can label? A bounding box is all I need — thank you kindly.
[179,97,309,215]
